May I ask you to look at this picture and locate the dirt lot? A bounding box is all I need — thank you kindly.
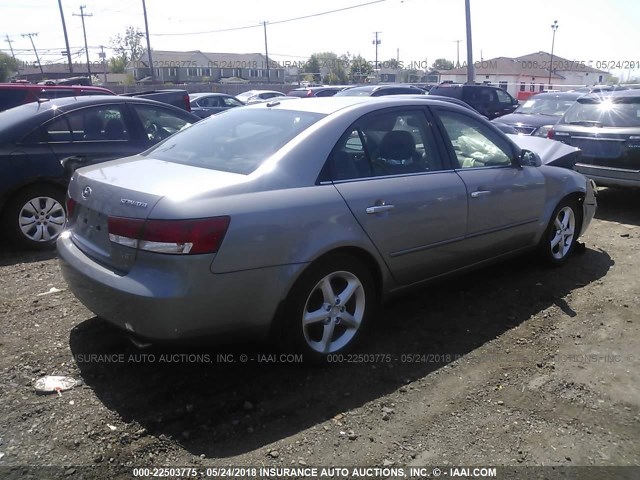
[0,187,638,479]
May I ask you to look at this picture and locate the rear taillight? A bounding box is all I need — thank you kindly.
[183,93,191,112]
[547,128,555,139]
[108,216,230,254]
[66,196,77,218]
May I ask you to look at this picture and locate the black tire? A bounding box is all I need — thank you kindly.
[539,198,582,266]
[2,185,67,250]
[279,254,376,363]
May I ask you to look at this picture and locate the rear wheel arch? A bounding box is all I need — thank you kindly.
[269,246,385,361]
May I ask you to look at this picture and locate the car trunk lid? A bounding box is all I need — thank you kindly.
[67,156,245,271]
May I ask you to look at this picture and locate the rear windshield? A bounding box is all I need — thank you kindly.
[335,86,376,96]
[516,97,576,116]
[145,107,325,174]
[287,90,309,97]
[560,97,640,128]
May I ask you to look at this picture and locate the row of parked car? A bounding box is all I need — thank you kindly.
[1,79,603,360]
[0,79,636,252]
[189,83,640,193]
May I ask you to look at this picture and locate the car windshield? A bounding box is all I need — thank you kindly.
[515,97,576,116]
[560,97,640,128]
[144,108,325,174]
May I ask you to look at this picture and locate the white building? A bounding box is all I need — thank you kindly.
[439,51,610,99]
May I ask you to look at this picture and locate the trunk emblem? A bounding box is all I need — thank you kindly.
[120,198,148,208]
[82,186,92,199]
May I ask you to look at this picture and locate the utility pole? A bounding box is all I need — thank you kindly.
[142,0,155,82]
[58,0,74,73]
[99,45,107,84]
[5,35,15,60]
[73,5,92,78]
[548,20,559,88]
[453,40,461,67]
[263,21,270,82]
[21,33,44,75]
[464,0,474,84]
[372,31,381,78]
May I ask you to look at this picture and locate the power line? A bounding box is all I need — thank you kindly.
[151,0,387,37]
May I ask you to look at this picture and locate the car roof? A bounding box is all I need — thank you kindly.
[243,95,483,116]
[0,83,113,93]
[578,89,640,102]
[526,91,584,100]
[189,92,232,98]
[0,95,195,125]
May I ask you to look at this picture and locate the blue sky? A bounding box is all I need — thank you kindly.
[2,0,639,79]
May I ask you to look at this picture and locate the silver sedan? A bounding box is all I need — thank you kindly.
[58,96,596,362]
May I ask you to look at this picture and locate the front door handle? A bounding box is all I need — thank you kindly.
[470,190,491,198]
[366,204,395,214]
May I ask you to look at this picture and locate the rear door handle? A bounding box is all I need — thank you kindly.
[470,190,491,198]
[366,204,395,214]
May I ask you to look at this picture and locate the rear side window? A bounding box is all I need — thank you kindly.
[146,108,325,174]
[25,105,131,143]
[0,90,28,111]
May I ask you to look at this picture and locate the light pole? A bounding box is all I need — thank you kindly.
[372,31,381,80]
[464,0,474,84]
[548,20,558,88]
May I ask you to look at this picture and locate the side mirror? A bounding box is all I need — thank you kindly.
[520,149,542,167]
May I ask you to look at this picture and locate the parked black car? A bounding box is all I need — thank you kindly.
[287,86,347,97]
[335,85,425,97]
[120,89,192,112]
[428,84,518,119]
[549,89,640,188]
[0,95,200,249]
[189,93,244,118]
[493,91,583,137]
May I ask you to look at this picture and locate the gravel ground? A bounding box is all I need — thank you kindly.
[0,187,638,479]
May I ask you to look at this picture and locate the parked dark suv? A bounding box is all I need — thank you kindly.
[549,89,640,188]
[0,83,114,112]
[428,84,518,119]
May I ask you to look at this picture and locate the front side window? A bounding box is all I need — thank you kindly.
[436,110,513,168]
[496,88,512,104]
[328,110,445,180]
[132,104,195,145]
[222,97,242,107]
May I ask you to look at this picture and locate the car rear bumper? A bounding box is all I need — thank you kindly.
[57,235,306,341]
[575,163,640,188]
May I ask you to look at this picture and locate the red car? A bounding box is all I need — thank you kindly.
[0,83,115,112]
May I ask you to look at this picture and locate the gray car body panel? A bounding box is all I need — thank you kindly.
[58,96,596,342]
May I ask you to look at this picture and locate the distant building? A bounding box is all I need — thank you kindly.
[439,51,610,99]
[128,50,285,84]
